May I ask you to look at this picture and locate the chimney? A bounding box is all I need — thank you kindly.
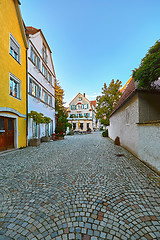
[83,93,85,97]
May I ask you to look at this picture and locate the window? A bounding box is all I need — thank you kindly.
[71,105,76,110]
[42,90,48,104]
[30,46,40,70]
[79,97,82,101]
[73,123,76,130]
[45,123,49,136]
[47,72,52,84]
[50,120,53,135]
[9,73,21,99]
[32,121,38,138]
[78,104,82,110]
[42,44,47,63]
[0,118,5,130]
[48,95,52,106]
[29,78,41,99]
[8,119,13,130]
[10,33,21,63]
[42,65,47,78]
[85,113,90,118]
[84,104,88,109]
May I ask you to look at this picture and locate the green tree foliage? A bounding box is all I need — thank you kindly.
[96,79,122,125]
[132,40,160,89]
[28,111,51,124]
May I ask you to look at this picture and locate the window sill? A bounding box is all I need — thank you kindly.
[9,94,21,101]
[9,53,21,65]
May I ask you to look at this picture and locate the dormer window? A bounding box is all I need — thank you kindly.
[79,97,82,101]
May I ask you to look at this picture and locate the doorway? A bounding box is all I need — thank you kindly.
[0,117,14,151]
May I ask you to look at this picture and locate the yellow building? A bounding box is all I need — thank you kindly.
[0,0,28,151]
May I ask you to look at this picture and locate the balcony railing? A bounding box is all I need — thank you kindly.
[67,116,92,120]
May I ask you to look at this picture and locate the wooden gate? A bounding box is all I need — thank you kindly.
[0,117,14,151]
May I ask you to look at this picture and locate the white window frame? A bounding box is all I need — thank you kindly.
[9,73,21,100]
[9,33,21,64]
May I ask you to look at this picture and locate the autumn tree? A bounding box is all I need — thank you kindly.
[54,79,71,135]
[96,79,122,126]
[55,79,64,110]
[132,40,160,89]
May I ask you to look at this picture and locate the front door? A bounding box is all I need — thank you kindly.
[0,117,14,151]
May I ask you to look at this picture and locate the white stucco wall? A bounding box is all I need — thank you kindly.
[138,124,160,172]
[109,95,139,156]
[27,31,55,140]
[68,93,95,131]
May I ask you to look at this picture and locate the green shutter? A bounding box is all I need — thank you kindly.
[83,104,84,109]
[87,104,88,109]
[71,105,72,110]
[75,105,76,110]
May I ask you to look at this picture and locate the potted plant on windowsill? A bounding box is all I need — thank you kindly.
[41,117,52,142]
[28,111,44,146]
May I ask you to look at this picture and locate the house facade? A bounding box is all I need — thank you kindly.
[109,78,160,172]
[26,27,55,141]
[0,0,28,151]
[67,93,97,131]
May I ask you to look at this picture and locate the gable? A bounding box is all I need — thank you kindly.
[69,93,90,105]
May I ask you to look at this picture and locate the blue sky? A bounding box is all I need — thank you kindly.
[21,0,160,105]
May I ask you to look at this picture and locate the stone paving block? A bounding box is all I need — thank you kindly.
[0,133,160,239]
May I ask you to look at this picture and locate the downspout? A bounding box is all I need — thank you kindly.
[26,47,28,146]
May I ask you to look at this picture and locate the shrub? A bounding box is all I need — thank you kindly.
[102,129,108,137]
[100,126,103,131]
[67,131,74,135]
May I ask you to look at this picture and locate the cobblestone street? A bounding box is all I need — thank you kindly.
[0,132,160,240]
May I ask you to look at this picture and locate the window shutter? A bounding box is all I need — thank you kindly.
[75,105,76,110]
[71,105,72,110]
[83,104,84,109]
[87,104,88,109]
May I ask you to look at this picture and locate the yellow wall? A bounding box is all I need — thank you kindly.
[0,0,27,147]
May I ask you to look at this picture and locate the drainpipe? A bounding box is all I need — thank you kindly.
[26,47,28,146]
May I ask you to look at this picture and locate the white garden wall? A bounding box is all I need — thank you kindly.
[109,95,139,156]
[138,123,160,172]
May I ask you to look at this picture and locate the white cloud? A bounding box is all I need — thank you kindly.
[86,93,100,101]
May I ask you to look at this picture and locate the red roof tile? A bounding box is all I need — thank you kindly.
[90,100,96,107]
[26,27,40,35]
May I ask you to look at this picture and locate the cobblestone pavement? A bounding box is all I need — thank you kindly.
[0,132,160,240]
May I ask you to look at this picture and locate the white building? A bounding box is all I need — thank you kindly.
[26,27,55,141]
[109,78,160,172]
[67,93,97,131]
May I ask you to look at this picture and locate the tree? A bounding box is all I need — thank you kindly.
[28,111,51,138]
[54,79,71,136]
[132,40,160,89]
[96,79,122,125]
[55,79,64,110]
